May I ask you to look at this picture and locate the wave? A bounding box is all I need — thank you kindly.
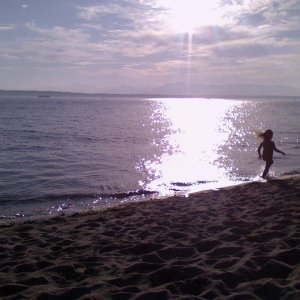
[171,180,214,187]
[281,170,300,176]
[0,189,158,205]
[107,190,157,199]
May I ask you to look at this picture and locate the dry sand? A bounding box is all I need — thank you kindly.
[0,176,300,299]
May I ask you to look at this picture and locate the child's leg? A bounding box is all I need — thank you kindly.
[262,160,273,178]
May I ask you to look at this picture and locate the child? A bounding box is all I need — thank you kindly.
[257,129,285,178]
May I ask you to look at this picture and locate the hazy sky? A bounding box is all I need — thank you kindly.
[1,0,300,94]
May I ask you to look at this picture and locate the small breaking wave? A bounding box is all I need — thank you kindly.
[281,170,300,176]
[0,189,158,205]
[171,180,214,187]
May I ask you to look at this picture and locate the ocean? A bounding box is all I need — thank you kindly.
[0,95,299,221]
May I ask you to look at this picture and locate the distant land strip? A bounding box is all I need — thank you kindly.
[0,89,299,100]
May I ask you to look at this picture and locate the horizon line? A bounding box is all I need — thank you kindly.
[0,89,299,99]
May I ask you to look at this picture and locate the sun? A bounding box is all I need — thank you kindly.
[159,0,223,33]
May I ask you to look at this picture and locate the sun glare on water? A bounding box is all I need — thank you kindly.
[159,0,224,33]
[141,98,242,196]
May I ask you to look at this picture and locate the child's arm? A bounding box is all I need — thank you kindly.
[258,143,263,159]
[274,147,286,155]
[274,142,286,155]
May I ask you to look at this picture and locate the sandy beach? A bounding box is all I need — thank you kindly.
[0,176,300,299]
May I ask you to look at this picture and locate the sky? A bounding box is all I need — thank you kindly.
[1,0,300,95]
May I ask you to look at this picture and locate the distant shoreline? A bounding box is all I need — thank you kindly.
[0,89,299,100]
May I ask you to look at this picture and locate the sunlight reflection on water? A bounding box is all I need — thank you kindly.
[139,98,249,196]
[1,96,298,220]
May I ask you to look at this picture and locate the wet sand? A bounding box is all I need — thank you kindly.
[1,176,300,299]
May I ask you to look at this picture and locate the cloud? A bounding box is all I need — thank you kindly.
[18,22,98,65]
[17,0,298,88]
[77,5,105,21]
[12,0,300,67]
[0,47,18,60]
[213,43,269,58]
[77,1,164,33]
[192,25,250,45]
[1,0,299,93]
[225,0,300,28]
[237,11,266,26]
[25,22,89,42]
[0,24,16,30]
[20,18,177,68]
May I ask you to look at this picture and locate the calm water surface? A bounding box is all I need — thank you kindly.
[0,96,299,220]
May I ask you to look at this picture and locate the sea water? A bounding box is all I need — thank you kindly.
[0,95,299,220]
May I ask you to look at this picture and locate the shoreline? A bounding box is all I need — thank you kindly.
[0,175,292,225]
[1,175,300,299]
[0,177,250,224]
[1,174,264,225]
